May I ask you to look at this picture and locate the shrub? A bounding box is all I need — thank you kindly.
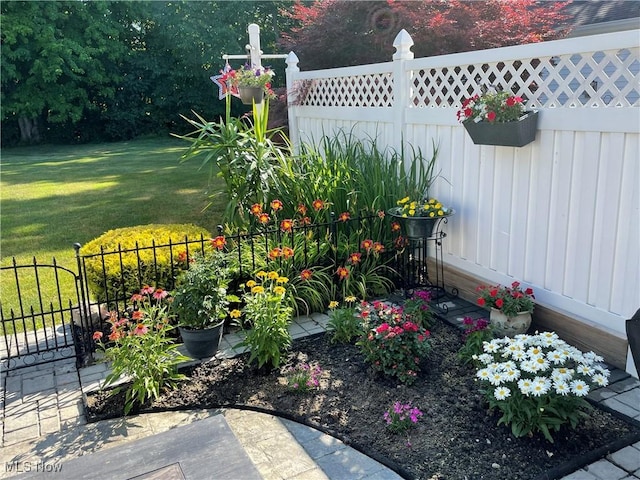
[80,224,210,304]
[356,301,432,385]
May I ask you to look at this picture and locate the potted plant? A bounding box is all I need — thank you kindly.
[476,281,535,336]
[387,196,454,239]
[228,63,275,105]
[457,89,538,147]
[171,244,235,359]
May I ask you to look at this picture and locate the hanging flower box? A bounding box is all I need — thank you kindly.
[463,111,539,147]
[457,90,539,147]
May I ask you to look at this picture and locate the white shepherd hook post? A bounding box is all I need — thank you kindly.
[221,24,288,108]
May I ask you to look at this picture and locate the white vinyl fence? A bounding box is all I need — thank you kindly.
[284,30,640,368]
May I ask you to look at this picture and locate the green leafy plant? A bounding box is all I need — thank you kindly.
[356,301,432,384]
[283,362,322,393]
[476,281,535,317]
[457,316,494,365]
[80,224,210,304]
[475,331,610,442]
[326,297,363,343]
[383,401,423,434]
[457,89,526,123]
[93,286,188,415]
[171,238,236,329]
[228,64,275,90]
[402,290,434,328]
[237,270,293,369]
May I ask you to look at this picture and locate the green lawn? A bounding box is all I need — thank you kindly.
[1,136,226,327]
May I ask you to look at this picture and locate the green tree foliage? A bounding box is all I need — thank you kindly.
[279,0,572,70]
[1,1,291,145]
[1,1,130,143]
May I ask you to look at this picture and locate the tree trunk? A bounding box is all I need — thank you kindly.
[18,116,41,143]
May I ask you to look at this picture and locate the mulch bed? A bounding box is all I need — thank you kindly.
[84,320,640,480]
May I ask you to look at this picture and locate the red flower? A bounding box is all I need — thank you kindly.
[268,247,282,259]
[300,269,313,281]
[92,331,103,341]
[487,111,497,122]
[376,323,390,334]
[377,210,385,219]
[391,221,401,232]
[130,293,143,303]
[348,252,362,264]
[270,199,283,212]
[140,285,154,295]
[312,199,325,211]
[477,297,486,307]
[297,204,308,215]
[282,247,294,259]
[373,242,385,253]
[338,212,350,222]
[132,310,144,320]
[211,235,226,250]
[495,298,504,308]
[489,288,498,297]
[336,266,349,280]
[177,251,188,262]
[258,213,270,224]
[250,203,263,215]
[133,323,148,336]
[300,216,311,225]
[525,288,534,296]
[361,239,373,252]
[280,219,293,232]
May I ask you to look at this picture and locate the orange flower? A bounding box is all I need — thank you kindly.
[377,210,385,219]
[373,242,385,253]
[348,252,362,264]
[297,204,308,215]
[258,213,270,224]
[92,331,103,341]
[391,221,401,232]
[336,266,349,280]
[250,203,263,215]
[130,293,143,303]
[282,247,294,259]
[338,211,350,222]
[361,239,373,252]
[280,219,293,232]
[153,288,168,300]
[108,330,123,342]
[312,199,325,211]
[211,235,226,250]
[269,247,282,259]
[132,310,144,320]
[300,269,313,281]
[270,199,283,212]
[177,251,188,262]
[300,216,311,226]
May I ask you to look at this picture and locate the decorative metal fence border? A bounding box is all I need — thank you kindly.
[1,214,442,371]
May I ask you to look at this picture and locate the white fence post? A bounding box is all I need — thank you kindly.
[391,29,414,152]
[286,52,301,152]
[247,24,262,69]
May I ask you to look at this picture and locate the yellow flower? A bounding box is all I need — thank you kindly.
[267,271,279,280]
[345,296,356,303]
[276,276,289,284]
[256,271,267,278]
[429,212,435,217]
[397,196,410,205]
[230,309,242,318]
[328,300,339,309]
[428,198,436,204]
[246,280,257,288]
[273,286,286,295]
[437,209,444,216]
[251,286,265,294]
[408,209,416,216]
[435,202,442,209]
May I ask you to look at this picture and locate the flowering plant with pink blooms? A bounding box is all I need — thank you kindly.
[476,281,535,317]
[457,90,526,124]
[93,286,188,414]
[356,301,431,384]
[383,401,423,434]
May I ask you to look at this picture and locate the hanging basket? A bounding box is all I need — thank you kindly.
[463,111,539,147]
[238,86,264,105]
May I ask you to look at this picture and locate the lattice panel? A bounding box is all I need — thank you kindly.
[411,47,639,108]
[300,73,393,107]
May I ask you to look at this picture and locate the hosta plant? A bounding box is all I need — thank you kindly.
[356,301,432,384]
[475,331,610,442]
[93,286,189,415]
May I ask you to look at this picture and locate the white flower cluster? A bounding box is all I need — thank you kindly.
[475,331,610,401]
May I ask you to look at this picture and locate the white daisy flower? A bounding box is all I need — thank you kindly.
[531,376,551,397]
[570,380,590,397]
[518,378,533,396]
[503,368,521,382]
[592,374,609,387]
[483,341,501,353]
[477,353,493,364]
[533,356,550,372]
[512,350,526,361]
[476,368,491,381]
[527,346,544,359]
[488,371,506,386]
[577,364,595,376]
[494,386,511,400]
[554,381,570,396]
[521,360,537,373]
[584,351,604,363]
[548,350,567,365]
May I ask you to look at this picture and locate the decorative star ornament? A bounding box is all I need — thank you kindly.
[211,62,239,100]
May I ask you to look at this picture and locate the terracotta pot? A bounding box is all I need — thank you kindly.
[489,308,532,337]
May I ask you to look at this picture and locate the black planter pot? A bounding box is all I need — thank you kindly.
[238,86,264,105]
[178,321,224,359]
[463,111,539,147]
[387,207,455,240]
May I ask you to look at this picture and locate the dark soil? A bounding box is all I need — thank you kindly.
[85,320,640,480]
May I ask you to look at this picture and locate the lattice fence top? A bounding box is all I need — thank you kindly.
[298,46,639,109]
[299,73,393,107]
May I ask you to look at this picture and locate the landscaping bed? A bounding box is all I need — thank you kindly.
[84,320,640,480]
